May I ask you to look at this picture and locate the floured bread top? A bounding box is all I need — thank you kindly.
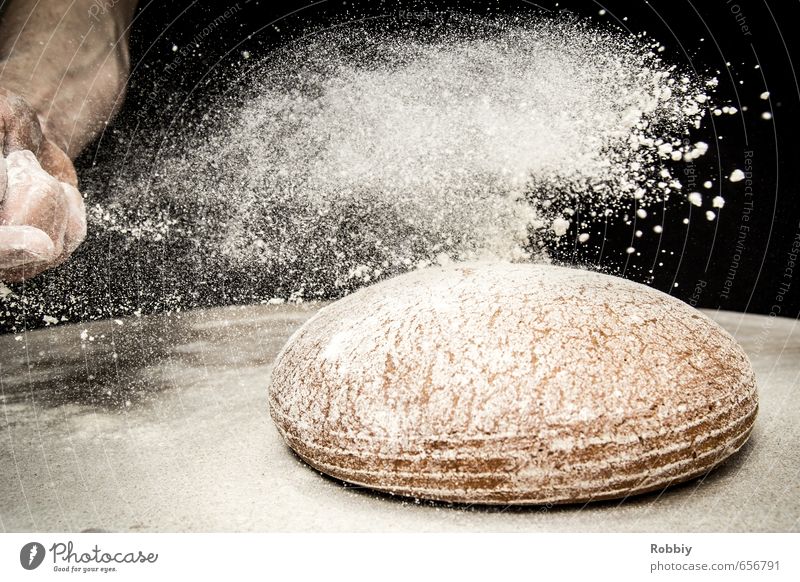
[269,263,756,453]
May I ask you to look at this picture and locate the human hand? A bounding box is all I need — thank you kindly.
[0,90,86,282]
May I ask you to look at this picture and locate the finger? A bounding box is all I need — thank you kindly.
[38,139,78,187]
[2,150,70,256]
[0,225,55,270]
[54,182,87,265]
[0,225,57,282]
[0,92,43,155]
[0,154,6,204]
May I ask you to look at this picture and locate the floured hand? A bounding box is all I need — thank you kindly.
[0,90,85,282]
[0,150,86,281]
[0,152,86,281]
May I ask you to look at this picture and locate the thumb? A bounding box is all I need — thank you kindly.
[37,139,77,187]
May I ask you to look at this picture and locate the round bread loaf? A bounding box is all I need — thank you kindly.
[268,263,757,504]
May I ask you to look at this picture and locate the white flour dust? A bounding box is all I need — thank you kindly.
[2,14,719,330]
[185,16,713,282]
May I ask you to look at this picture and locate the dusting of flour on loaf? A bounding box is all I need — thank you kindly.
[269,263,758,504]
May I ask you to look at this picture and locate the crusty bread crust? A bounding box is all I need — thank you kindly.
[268,263,758,505]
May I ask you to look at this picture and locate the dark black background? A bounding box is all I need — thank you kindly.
[6,0,800,329]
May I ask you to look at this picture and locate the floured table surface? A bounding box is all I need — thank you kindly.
[0,304,797,532]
